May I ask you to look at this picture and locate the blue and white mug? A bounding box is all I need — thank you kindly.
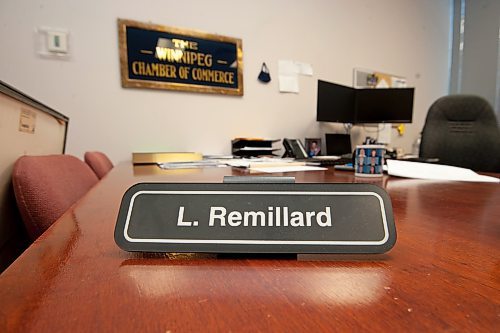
[354,145,385,177]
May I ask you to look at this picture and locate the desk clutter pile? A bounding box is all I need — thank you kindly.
[133,151,327,173]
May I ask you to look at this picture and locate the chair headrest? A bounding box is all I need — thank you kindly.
[430,95,495,122]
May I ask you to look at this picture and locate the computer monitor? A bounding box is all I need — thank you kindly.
[316,80,414,124]
[355,88,414,123]
[325,133,352,156]
[316,80,356,123]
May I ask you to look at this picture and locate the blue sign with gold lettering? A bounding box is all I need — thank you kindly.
[118,19,243,95]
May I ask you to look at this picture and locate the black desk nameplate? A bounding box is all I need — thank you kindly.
[114,183,396,254]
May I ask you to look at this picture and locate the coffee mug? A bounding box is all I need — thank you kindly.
[354,145,385,177]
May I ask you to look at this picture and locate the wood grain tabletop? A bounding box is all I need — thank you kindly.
[1,163,499,332]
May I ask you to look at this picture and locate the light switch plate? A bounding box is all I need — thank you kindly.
[36,27,70,59]
[47,31,68,53]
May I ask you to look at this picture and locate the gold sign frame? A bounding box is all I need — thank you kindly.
[118,19,244,95]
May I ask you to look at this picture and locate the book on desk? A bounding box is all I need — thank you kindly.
[132,152,203,164]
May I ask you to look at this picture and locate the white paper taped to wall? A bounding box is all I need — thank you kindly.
[278,60,313,93]
[278,75,299,93]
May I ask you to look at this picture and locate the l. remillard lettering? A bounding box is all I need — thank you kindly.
[177,206,333,227]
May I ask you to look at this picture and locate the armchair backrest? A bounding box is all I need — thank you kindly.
[420,95,500,172]
[12,155,99,240]
[84,151,113,179]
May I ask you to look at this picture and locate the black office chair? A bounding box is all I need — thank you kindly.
[419,95,500,172]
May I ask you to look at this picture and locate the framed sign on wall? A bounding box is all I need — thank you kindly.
[118,19,243,96]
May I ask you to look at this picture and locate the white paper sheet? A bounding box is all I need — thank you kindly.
[278,60,299,93]
[377,123,392,144]
[376,79,390,88]
[295,61,313,76]
[158,160,224,169]
[278,60,299,74]
[391,77,407,88]
[278,75,299,93]
[387,159,500,183]
[250,165,327,173]
[277,59,313,93]
[224,157,298,168]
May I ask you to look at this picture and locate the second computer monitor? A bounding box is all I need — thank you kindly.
[355,88,414,123]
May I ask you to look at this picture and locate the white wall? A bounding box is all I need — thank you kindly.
[0,0,451,163]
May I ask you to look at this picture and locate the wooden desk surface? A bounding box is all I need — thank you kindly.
[1,163,499,332]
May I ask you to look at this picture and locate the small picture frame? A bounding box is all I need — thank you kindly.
[305,138,321,157]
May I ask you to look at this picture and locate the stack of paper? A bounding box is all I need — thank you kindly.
[224,157,327,173]
[158,160,223,169]
[250,165,327,173]
[386,160,499,183]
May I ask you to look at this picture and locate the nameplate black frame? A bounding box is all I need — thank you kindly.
[114,183,396,254]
